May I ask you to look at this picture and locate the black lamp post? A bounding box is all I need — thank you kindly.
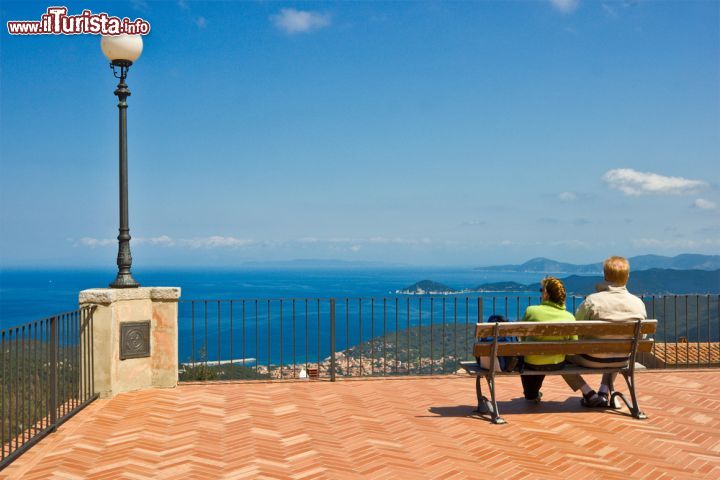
[101,35,143,288]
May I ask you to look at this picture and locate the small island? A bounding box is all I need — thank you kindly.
[395,280,458,295]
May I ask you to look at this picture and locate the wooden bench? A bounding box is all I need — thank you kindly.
[458,319,657,424]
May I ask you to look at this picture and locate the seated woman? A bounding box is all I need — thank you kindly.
[520,277,576,402]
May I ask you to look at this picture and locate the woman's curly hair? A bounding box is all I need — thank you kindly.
[541,276,566,306]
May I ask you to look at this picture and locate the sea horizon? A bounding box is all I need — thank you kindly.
[0,266,549,328]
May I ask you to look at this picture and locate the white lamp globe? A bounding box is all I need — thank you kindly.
[101,35,143,64]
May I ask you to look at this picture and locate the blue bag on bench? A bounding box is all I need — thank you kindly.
[475,315,523,372]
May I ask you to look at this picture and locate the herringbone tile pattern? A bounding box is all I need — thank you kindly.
[651,342,720,367]
[2,371,719,479]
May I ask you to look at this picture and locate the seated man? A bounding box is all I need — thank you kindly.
[562,256,647,407]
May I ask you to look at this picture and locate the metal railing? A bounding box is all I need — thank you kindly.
[1,307,97,470]
[178,297,483,381]
[178,294,720,382]
[641,294,720,369]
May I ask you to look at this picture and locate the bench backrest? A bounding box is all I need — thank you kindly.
[473,319,657,357]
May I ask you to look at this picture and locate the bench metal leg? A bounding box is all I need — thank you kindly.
[485,375,506,424]
[620,371,647,420]
[610,391,631,411]
[473,375,493,415]
[474,375,483,412]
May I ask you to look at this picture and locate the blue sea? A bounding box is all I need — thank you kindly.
[1,267,547,366]
[0,267,720,365]
[0,267,544,328]
[2,268,716,366]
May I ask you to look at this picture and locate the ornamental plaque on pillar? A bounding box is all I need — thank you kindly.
[120,321,151,360]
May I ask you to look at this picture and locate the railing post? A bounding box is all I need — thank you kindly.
[330,298,336,382]
[49,316,58,432]
[477,297,483,323]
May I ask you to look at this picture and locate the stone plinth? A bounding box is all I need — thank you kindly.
[79,287,181,398]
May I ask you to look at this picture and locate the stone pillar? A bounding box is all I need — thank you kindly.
[79,287,181,398]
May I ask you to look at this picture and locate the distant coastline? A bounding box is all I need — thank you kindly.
[395,280,535,295]
[397,269,720,296]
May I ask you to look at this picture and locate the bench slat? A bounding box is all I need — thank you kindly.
[473,339,653,357]
[458,360,646,376]
[474,319,657,338]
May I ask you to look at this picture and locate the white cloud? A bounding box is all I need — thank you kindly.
[632,237,720,249]
[182,236,253,249]
[548,0,579,13]
[602,168,707,196]
[130,0,149,13]
[271,8,331,35]
[76,235,253,249]
[558,191,577,202]
[602,3,618,17]
[195,16,208,29]
[148,235,175,246]
[79,234,642,254]
[459,220,486,227]
[368,236,431,245]
[548,239,590,248]
[694,198,717,210]
[79,237,114,247]
[126,235,176,246]
[326,237,354,243]
[296,236,431,246]
[177,0,189,10]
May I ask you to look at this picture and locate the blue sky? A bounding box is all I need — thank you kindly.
[1,0,718,267]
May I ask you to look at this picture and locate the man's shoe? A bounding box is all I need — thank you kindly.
[581,390,607,408]
[600,392,621,409]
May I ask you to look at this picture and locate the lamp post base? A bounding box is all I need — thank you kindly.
[109,274,140,289]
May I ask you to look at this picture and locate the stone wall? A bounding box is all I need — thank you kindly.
[79,287,180,398]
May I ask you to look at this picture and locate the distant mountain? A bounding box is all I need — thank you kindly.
[530,269,720,296]
[474,254,720,274]
[399,269,719,296]
[629,254,720,271]
[475,257,600,274]
[395,280,458,295]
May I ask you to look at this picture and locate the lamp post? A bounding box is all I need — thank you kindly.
[101,35,143,288]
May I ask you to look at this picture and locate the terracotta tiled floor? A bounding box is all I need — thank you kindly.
[2,371,719,479]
